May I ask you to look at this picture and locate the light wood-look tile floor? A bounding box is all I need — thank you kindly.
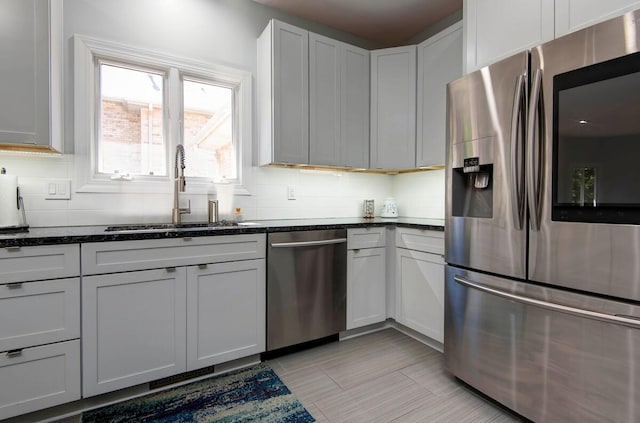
[269,329,523,423]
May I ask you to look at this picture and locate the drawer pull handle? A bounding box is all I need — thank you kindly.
[183,237,193,241]
[198,264,208,269]
[6,282,23,289]
[166,267,177,272]
[5,246,21,252]
[6,349,23,358]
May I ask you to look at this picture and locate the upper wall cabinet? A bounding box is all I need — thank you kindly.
[0,0,62,153]
[555,0,640,37]
[257,20,309,165]
[370,46,417,170]
[463,0,554,73]
[416,22,462,167]
[309,34,370,168]
[465,0,640,73]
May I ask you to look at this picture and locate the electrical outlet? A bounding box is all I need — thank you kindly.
[45,179,71,200]
[287,185,296,200]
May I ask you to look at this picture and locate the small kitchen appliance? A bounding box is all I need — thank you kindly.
[380,197,398,217]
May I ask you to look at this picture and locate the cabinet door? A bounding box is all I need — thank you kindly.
[395,248,445,342]
[0,340,80,420]
[347,247,386,329]
[342,44,370,168]
[273,20,309,164]
[464,0,554,72]
[555,0,640,37]
[0,278,79,352]
[82,268,187,397]
[416,23,462,167]
[186,259,265,371]
[370,46,417,169]
[309,33,341,166]
[0,0,62,152]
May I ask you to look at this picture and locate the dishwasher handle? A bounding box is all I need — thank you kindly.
[270,238,347,248]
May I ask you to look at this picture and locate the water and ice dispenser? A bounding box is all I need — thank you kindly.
[451,138,493,219]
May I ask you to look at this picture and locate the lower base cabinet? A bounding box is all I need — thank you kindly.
[347,247,386,329]
[186,259,265,370]
[82,260,266,397]
[395,247,445,342]
[0,340,80,421]
[82,268,188,397]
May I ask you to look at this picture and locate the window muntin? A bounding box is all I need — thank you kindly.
[182,78,236,180]
[98,62,166,176]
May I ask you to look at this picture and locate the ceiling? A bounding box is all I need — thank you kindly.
[252,0,462,47]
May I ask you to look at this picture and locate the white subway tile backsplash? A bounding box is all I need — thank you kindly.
[5,152,445,227]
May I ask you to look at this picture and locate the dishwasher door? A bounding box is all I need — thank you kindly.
[267,229,347,351]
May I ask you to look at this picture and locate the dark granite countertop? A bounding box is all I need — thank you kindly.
[0,217,444,247]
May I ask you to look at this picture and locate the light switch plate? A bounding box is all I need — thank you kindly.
[287,185,296,200]
[45,179,71,200]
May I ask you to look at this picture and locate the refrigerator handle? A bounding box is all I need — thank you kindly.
[453,276,640,330]
[510,74,526,231]
[526,69,543,231]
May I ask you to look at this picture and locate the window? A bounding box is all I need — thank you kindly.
[182,78,236,180]
[98,62,166,176]
[74,35,251,193]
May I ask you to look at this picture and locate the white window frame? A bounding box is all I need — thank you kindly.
[74,34,252,194]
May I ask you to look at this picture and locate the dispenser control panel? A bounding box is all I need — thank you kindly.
[463,157,480,173]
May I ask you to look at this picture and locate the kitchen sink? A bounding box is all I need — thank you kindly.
[105,221,239,232]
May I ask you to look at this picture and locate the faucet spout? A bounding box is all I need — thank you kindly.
[172,145,191,224]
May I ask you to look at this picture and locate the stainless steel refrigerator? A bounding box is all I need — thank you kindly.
[445,10,640,423]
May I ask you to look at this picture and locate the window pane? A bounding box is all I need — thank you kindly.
[99,63,166,176]
[183,79,236,179]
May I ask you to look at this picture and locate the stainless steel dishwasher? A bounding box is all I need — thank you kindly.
[267,229,347,351]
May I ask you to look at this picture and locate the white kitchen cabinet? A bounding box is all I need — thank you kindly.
[416,22,462,167]
[0,244,81,420]
[341,43,370,168]
[309,33,341,166]
[395,228,445,343]
[370,46,417,169]
[0,243,80,284]
[81,234,266,397]
[309,34,370,168]
[0,278,80,352]
[186,259,265,371]
[257,19,309,165]
[0,0,62,153]
[0,340,80,421]
[82,268,187,397]
[463,0,554,73]
[347,247,386,329]
[555,0,640,37]
[347,227,387,330]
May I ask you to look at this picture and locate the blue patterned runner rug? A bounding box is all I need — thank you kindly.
[83,363,315,422]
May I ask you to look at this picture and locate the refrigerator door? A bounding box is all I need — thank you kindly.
[528,10,640,301]
[445,52,528,279]
[445,265,640,423]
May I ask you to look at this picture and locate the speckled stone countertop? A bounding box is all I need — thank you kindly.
[0,217,444,247]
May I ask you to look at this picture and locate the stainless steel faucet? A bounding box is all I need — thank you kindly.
[172,145,191,224]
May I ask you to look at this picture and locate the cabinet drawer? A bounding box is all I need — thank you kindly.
[82,234,266,275]
[0,244,80,284]
[0,340,81,421]
[396,227,444,255]
[347,227,386,249]
[0,278,80,352]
